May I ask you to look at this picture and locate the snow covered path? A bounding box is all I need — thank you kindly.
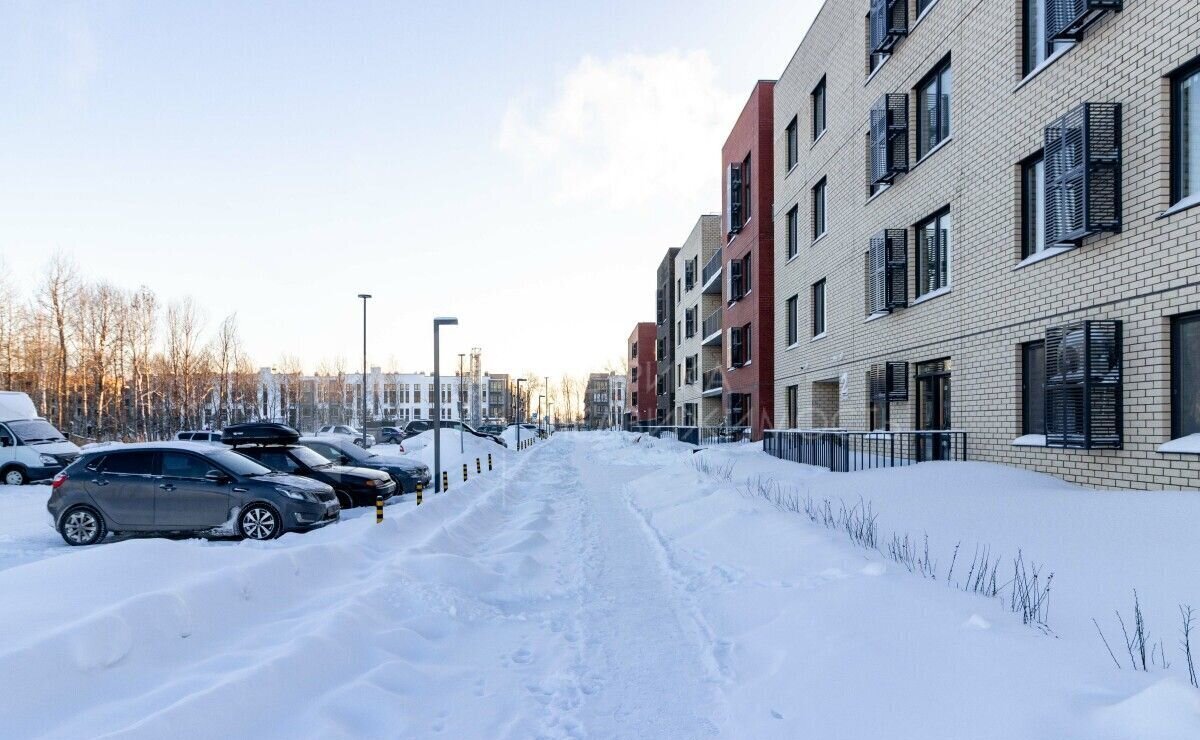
[1,432,1198,739]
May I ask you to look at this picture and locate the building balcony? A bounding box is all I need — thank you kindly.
[701,249,722,294]
[702,369,723,397]
[701,308,722,346]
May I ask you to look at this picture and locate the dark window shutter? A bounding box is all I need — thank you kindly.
[1044,102,1121,246]
[885,228,908,309]
[870,94,909,185]
[728,164,743,234]
[870,0,908,54]
[1047,0,1124,43]
[730,326,743,367]
[868,232,887,314]
[1045,319,1122,449]
[885,361,909,401]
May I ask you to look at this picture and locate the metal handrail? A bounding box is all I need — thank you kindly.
[763,428,968,472]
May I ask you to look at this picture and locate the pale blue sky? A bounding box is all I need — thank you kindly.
[0,0,822,377]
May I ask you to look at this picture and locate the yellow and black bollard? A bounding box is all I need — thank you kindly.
[487,453,493,471]
[416,482,424,506]
[462,463,468,482]
[476,457,481,474]
[442,470,449,492]
[375,494,383,523]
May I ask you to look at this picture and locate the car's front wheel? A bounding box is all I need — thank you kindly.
[59,506,106,546]
[239,504,280,540]
[2,467,27,486]
[335,490,354,510]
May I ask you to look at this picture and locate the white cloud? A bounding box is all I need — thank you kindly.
[498,50,742,211]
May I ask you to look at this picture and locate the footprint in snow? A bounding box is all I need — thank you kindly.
[511,648,534,664]
[771,709,784,720]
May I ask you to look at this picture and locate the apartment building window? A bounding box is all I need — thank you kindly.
[677,279,682,304]
[812,279,826,337]
[685,307,696,339]
[917,0,936,14]
[786,385,798,428]
[1022,0,1071,76]
[1021,152,1047,258]
[812,178,827,240]
[915,208,951,298]
[685,355,697,385]
[731,324,753,367]
[1022,340,1046,435]
[728,393,750,427]
[1173,312,1200,438]
[631,367,638,382]
[677,321,682,346]
[729,254,752,302]
[741,154,752,223]
[1172,57,1200,208]
[786,206,799,259]
[786,117,799,170]
[631,391,638,407]
[677,363,682,388]
[631,342,638,359]
[657,375,665,395]
[812,76,827,140]
[916,57,952,160]
[786,295,798,346]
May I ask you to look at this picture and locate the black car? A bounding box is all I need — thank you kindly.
[297,436,431,494]
[223,423,395,509]
[397,420,434,440]
[379,426,405,444]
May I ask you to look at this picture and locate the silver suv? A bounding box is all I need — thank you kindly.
[46,442,339,546]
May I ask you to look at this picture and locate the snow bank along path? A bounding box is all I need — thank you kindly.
[1,432,1198,738]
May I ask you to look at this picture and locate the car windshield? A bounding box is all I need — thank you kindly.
[7,419,67,444]
[332,442,369,461]
[209,449,274,477]
[289,446,335,468]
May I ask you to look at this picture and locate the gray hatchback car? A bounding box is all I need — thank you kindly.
[46,442,340,546]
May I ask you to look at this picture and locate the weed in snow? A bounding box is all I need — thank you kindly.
[692,456,735,482]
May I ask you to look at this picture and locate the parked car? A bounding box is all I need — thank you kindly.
[0,391,81,486]
[297,437,431,493]
[316,424,375,448]
[174,430,224,446]
[397,419,434,439]
[224,423,395,510]
[379,426,406,445]
[46,441,339,545]
[477,423,504,436]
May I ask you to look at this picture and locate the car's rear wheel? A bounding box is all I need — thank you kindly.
[335,490,354,509]
[59,506,106,546]
[3,467,27,486]
[353,438,365,447]
[239,504,280,540]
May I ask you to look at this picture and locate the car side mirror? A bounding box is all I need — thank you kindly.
[340,456,351,465]
[205,470,231,484]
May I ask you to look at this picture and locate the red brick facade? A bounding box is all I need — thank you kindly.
[721,81,776,441]
[627,322,657,424]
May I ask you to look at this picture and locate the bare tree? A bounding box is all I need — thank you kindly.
[38,253,79,430]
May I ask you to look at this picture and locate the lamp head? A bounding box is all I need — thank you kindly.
[434,316,459,327]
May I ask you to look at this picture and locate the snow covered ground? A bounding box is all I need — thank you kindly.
[0,432,1197,738]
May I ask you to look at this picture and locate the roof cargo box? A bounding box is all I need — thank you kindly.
[221,422,300,446]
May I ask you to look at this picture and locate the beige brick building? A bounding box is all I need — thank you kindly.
[673,215,725,425]
[772,0,1200,489]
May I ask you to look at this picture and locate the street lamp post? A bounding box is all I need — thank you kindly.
[544,376,549,436]
[538,395,544,437]
[515,378,526,449]
[357,294,371,446]
[433,316,459,492]
[547,401,553,436]
[457,353,466,454]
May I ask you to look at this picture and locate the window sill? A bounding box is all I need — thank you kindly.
[1012,434,1046,447]
[1013,245,1073,270]
[913,136,953,170]
[785,252,800,265]
[864,311,890,323]
[811,129,827,148]
[911,285,951,306]
[911,0,941,30]
[1014,43,1075,92]
[864,55,890,86]
[1160,193,1200,219]
[785,341,801,352]
[786,162,799,178]
[865,184,891,205]
[810,332,827,342]
[1157,434,1200,454]
[812,230,828,246]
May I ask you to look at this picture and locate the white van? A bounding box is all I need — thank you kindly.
[0,392,82,485]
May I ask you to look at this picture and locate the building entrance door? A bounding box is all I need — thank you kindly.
[916,359,952,461]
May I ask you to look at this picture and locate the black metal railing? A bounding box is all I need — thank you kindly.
[702,249,723,286]
[627,423,750,446]
[763,429,967,472]
[702,308,722,340]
